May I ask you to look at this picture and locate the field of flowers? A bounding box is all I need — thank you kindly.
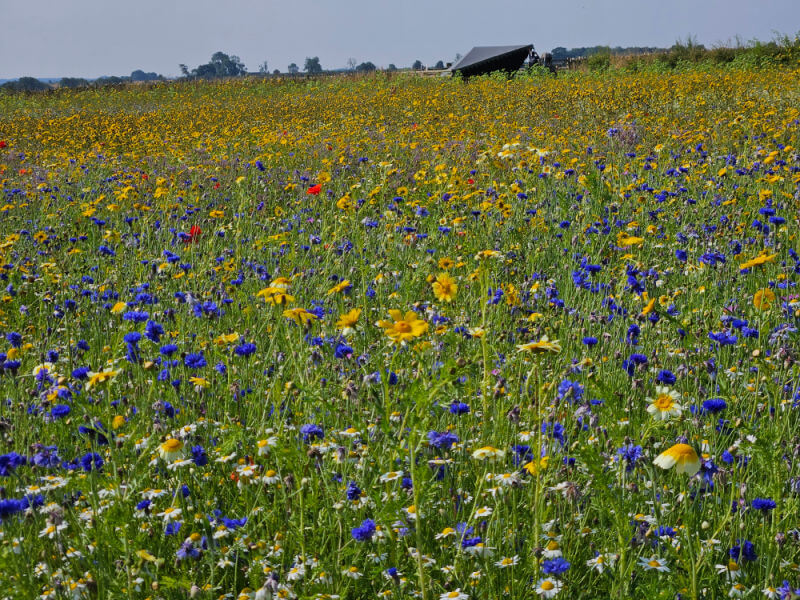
[0,68,799,599]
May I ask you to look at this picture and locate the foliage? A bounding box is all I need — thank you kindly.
[356,61,377,73]
[304,56,323,74]
[182,51,247,79]
[58,77,90,89]
[0,76,51,92]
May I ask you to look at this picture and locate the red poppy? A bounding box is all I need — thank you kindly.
[0,141,7,149]
[307,184,322,195]
[184,225,202,244]
[467,178,475,185]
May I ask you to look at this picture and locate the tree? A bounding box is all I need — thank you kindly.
[258,61,269,74]
[1,77,51,92]
[209,51,246,77]
[272,69,281,76]
[130,70,160,81]
[59,77,89,89]
[434,60,445,70]
[288,63,299,74]
[182,52,247,79]
[304,56,322,74]
[356,61,377,73]
[454,52,462,62]
[346,58,357,71]
[412,59,423,70]
[387,64,397,71]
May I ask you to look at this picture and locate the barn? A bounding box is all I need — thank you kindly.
[449,45,533,78]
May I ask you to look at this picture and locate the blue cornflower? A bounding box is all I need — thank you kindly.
[144,320,164,343]
[50,404,71,419]
[427,431,459,449]
[582,336,598,346]
[184,353,207,369]
[557,379,584,402]
[123,332,142,345]
[160,344,178,356]
[79,452,104,472]
[334,343,353,359]
[701,398,727,414]
[0,452,26,476]
[346,481,362,501]
[191,445,208,467]
[351,518,376,542]
[617,444,643,473]
[122,310,149,323]
[751,498,776,512]
[234,342,257,358]
[300,424,324,443]
[448,401,470,415]
[165,521,182,536]
[729,539,757,562]
[709,331,737,346]
[6,332,22,348]
[656,369,676,385]
[542,557,570,575]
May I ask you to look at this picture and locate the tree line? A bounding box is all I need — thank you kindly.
[1,70,163,92]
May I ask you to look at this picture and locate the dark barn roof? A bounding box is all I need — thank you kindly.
[450,45,533,77]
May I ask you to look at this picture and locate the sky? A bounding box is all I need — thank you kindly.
[1,0,798,79]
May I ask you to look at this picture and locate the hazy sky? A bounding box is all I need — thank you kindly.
[1,0,798,79]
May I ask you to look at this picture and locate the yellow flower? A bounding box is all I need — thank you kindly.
[523,456,549,475]
[641,296,656,316]
[257,287,294,305]
[326,280,351,295]
[739,253,776,270]
[653,443,700,475]
[189,376,210,388]
[376,310,428,344]
[753,288,775,310]
[475,249,503,260]
[283,308,317,327]
[214,332,240,345]
[85,369,120,391]
[617,232,644,247]
[516,336,561,354]
[158,438,184,461]
[437,257,454,270]
[432,273,458,302]
[270,277,292,289]
[112,415,126,430]
[336,308,361,336]
[110,301,127,314]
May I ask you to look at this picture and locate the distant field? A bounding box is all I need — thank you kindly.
[1,69,800,599]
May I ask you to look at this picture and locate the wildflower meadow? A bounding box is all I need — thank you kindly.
[1,68,800,599]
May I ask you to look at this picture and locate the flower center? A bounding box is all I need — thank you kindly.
[648,560,660,568]
[541,581,554,591]
[394,321,412,333]
[654,395,673,410]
